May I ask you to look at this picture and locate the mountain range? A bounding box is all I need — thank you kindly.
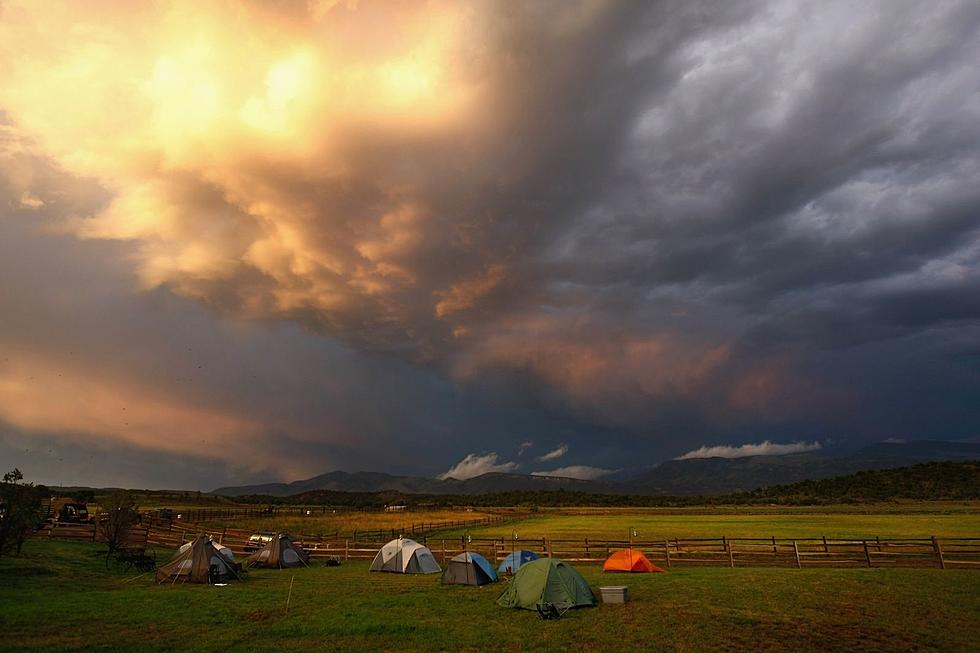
[211,440,980,498]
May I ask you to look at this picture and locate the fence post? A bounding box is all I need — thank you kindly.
[727,539,735,568]
[932,536,946,570]
[345,539,349,561]
[664,540,671,568]
[793,540,801,569]
[863,540,872,568]
[772,536,777,555]
[822,536,828,553]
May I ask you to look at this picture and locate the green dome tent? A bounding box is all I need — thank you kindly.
[496,558,596,611]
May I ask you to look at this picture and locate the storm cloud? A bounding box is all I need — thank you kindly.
[1,1,979,488]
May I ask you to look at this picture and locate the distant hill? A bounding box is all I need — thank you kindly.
[236,460,980,508]
[627,440,980,494]
[211,440,980,497]
[742,460,980,502]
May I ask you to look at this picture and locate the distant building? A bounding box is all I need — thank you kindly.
[384,504,407,512]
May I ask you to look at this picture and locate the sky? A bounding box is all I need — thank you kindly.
[1,0,979,490]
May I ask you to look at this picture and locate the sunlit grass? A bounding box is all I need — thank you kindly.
[207,508,502,538]
[442,508,980,541]
[1,539,978,652]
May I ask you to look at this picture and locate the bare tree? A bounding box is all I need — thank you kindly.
[97,490,140,563]
[0,469,45,558]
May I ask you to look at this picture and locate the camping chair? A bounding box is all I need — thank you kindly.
[535,602,570,620]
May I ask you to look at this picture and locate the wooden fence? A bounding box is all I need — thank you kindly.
[36,522,148,549]
[131,522,980,569]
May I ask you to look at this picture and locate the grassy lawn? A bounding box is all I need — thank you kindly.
[1,539,978,652]
[437,506,980,540]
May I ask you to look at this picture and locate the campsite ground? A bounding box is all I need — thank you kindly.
[1,538,978,652]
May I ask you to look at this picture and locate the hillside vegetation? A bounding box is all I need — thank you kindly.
[232,461,980,509]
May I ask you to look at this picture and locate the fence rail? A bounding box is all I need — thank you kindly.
[131,523,980,569]
[36,522,148,548]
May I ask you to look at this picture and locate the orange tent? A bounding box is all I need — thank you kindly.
[602,548,665,573]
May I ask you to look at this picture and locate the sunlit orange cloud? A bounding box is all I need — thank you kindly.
[452,314,732,421]
[726,354,854,420]
[0,352,318,477]
[435,263,507,317]
[0,0,487,344]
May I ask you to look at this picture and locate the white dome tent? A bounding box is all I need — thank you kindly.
[369,537,441,574]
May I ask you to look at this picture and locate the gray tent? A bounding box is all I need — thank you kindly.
[246,533,309,569]
[369,537,441,574]
[441,552,498,586]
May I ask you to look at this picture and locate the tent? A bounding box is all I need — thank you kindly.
[369,537,441,574]
[246,534,309,569]
[441,552,498,586]
[497,549,539,575]
[603,548,664,573]
[496,558,596,611]
[178,537,237,565]
[157,534,242,584]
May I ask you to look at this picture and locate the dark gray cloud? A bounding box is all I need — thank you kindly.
[1,1,979,488]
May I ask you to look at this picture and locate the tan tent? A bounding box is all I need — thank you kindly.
[157,534,242,584]
[246,534,310,569]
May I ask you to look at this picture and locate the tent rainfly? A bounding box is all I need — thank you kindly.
[496,558,596,611]
[497,549,539,575]
[246,534,310,569]
[369,537,441,574]
[602,548,665,573]
[441,552,498,586]
[157,534,242,584]
[177,537,237,565]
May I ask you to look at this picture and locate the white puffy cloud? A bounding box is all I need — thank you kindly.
[531,465,617,480]
[437,452,519,480]
[536,443,568,462]
[517,441,533,456]
[676,440,822,460]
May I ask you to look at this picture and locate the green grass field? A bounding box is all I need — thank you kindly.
[2,538,979,652]
[434,505,980,540]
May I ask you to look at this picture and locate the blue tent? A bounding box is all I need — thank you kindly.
[442,552,498,585]
[497,549,539,575]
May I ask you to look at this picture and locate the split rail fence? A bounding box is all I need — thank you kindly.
[133,521,980,569]
[35,522,149,549]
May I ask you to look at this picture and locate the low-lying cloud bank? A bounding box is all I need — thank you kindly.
[530,465,617,480]
[536,443,568,462]
[676,440,823,460]
[438,452,519,481]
